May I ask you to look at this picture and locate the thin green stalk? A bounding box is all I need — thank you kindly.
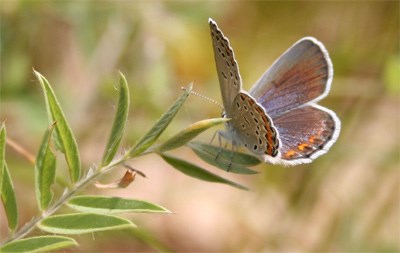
[2,157,126,244]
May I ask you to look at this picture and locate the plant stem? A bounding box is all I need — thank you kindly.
[1,157,126,244]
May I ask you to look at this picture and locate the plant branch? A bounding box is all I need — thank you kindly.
[1,156,127,244]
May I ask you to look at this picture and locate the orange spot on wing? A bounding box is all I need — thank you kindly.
[285,150,296,158]
[298,143,310,151]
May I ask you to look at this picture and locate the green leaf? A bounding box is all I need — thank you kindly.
[68,195,170,214]
[101,72,130,166]
[188,141,260,174]
[0,123,6,191]
[34,70,81,183]
[158,118,229,152]
[0,125,18,231]
[160,154,248,190]
[35,123,57,211]
[0,236,77,253]
[190,141,261,166]
[127,84,192,158]
[1,162,18,231]
[38,213,136,235]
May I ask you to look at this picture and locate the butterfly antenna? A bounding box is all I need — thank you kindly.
[181,87,224,110]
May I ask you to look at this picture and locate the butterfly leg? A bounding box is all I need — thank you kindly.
[217,131,236,172]
[208,130,222,160]
[226,142,239,172]
[215,131,229,159]
[211,130,236,172]
[215,131,224,161]
[209,130,218,145]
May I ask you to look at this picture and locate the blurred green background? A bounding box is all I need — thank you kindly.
[1,1,399,252]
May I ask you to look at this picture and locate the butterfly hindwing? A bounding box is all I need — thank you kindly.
[228,92,280,157]
[271,105,340,165]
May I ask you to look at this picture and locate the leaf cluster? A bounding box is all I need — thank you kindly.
[0,71,259,252]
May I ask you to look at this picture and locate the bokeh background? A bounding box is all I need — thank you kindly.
[1,1,399,252]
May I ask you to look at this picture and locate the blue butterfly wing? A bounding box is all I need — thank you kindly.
[249,37,333,119]
[272,104,340,164]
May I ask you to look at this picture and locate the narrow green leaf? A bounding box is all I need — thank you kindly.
[127,84,192,158]
[35,123,57,211]
[68,195,170,214]
[160,154,248,190]
[0,236,77,253]
[158,118,229,152]
[188,141,259,174]
[34,70,81,183]
[189,141,261,166]
[101,72,130,166]
[1,162,18,231]
[38,213,136,235]
[0,123,6,191]
[0,125,17,231]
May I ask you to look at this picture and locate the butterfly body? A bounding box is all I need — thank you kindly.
[209,19,340,166]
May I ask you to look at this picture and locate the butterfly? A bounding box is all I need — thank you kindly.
[209,18,340,166]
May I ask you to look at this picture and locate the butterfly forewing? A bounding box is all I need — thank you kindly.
[249,38,333,119]
[209,19,242,117]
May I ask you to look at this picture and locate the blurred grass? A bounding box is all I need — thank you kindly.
[1,1,399,252]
